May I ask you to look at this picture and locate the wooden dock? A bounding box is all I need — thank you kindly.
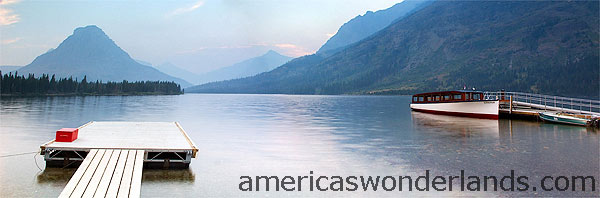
[485,92,600,117]
[39,122,198,197]
[40,122,198,168]
[59,149,144,198]
[499,107,543,118]
[481,92,600,122]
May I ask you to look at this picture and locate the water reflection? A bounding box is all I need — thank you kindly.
[411,111,499,138]
[37,168,76,184]
[1,94,598,197]
[142,169,195,183]
[35,166,196,184]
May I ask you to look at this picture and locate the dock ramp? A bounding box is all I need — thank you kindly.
[59,149,144,198]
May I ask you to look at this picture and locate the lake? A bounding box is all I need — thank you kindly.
[0,94,598,197]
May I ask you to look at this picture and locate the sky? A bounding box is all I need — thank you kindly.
[0,0,402,74]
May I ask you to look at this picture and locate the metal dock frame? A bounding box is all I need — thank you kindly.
[40,121,198,169]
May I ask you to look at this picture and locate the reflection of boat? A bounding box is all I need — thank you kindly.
[411,111,499,137]
[538,112,590,126]
[409,90,499,119]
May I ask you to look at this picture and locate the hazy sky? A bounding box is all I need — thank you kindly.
[0,0,402,73]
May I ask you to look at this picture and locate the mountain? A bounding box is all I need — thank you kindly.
[0,66,21,73]
[167,45,280,75]
[317,0,430,54]
[153,62,201,86]
[195,50,292,84]
[187,1,599,98]
[135,59,154,67]
[17,25,192,87]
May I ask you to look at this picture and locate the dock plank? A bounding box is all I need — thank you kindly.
[117,150,136,198]
[94,150,121,198]
[105,150,129,197]
[71,149,107,197]
[129,150,144,198]
[82,150,114,198]
[59,149,99,198]
[60,149,146,198]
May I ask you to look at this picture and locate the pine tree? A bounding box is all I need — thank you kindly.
[0,72,183,96]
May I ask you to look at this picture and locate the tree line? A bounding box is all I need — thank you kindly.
[0,71,183,96]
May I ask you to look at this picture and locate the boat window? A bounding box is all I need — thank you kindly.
[418,96,424,102]
[453,94,462,100]
[473,94,481,100]
[413,97,417,102]
[426,96,431,101]
[444,95,450,100]
[435,96,440,101]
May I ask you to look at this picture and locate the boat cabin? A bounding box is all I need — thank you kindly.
[412,91,485,104]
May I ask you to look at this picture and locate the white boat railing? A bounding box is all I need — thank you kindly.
[482,91,600,116]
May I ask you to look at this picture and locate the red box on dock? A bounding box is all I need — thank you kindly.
[55,128,78,142]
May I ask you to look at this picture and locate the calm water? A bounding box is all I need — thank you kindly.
[0,94,598,197]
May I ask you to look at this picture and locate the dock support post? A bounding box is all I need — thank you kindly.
[163,159,170,169]
[185,151,192,164]
[544,96,547,111]
[64,156,70,168]
[44,149,50,161]
[509,95,513,114]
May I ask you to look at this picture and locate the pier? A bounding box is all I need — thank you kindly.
[40,122,198,197]
[58,149,143,198]
[484,91,600,119]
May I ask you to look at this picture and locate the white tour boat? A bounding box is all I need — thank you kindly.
[409,90,499,119]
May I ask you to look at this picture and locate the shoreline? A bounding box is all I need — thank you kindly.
[0,92,183,97]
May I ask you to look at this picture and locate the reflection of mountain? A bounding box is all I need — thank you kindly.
[411,111,499,137]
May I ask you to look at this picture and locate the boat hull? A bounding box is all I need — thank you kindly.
[410,101,499,119]
[538,112,589,126]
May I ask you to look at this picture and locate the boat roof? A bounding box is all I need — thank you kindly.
[412,90,484,97]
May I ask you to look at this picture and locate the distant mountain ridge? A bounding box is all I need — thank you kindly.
[195,50,292,84]
[0,66,21,73]
[153,62,201,85]
[317,0,429,54]
[17,25,191,87]
[187,1,599,98]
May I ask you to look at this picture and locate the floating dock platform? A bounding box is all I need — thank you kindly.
[40,122,198,169]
